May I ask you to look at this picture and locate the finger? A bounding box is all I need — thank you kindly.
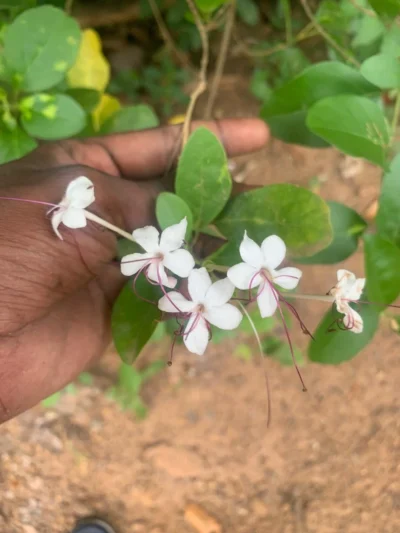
[88,118,269,180]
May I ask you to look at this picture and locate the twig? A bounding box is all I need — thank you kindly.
[391,91,400,142]
[64,0,74,15]
[349,0,376,17]
[300,0,360,67]
[147,0,192,70]
[182,0,210,147]
[282,0,293,44]
[204,0,236,119]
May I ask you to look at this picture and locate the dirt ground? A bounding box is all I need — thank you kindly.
[1,75,400,533]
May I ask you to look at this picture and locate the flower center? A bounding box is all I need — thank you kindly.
[155,251,164,261]
[196,304,205,314]
[260,267,273,282]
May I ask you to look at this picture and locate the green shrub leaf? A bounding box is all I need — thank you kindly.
[307,95,390,168]
[364,234,400,307]
[376,153,400,246]
[20,93,86,140]
[261,61,378,147]
[112,279,162,364]
[296,201,367,264]
[368,0,400,19]
[102,104,159,133]
[0,123,38,164]
[66,88,101,113]
[309,306,380,364]
[214,184,332,257]
[361,54,400,89]
[156,192,193,239]
[176,127,232,229]
[3,6,81,92]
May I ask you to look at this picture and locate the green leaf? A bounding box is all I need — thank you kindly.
[236,0,260,25]
[0,123,37,164]
[102,104,159,133]
[176,127,232,229]
[214,184,332,258]
[352,14,385,48]
[262,336,305,367]
[309,306,380,364]
[261,62,378,147]
[381,25,400,57]
[195,0,227,13]
[65,88,101,113]
[155,192,193,240]
[368,0,400,18]
[205,241,240,267]
[111,279,162,364]
[307,95,390,168]
[3,6,81,92]
[361,54,400,89]
[364,234,400,307]
[376,153,400,245]
[20,93,86,140]
[296,201,367,264]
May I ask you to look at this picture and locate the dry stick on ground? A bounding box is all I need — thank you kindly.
[181,0,210,148]
[147,0,192,71]
[300,0,361,68]
[204,0,236,120]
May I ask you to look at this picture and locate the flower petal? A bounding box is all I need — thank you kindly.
[147,262,176,288]
[62,206,87,228]
[158,292,195,314]
[163,249,195,278]
[261,235,286,270]
[204,303,242,330]
[132,225,160,253]
[159,217,187,252]
[183,314,209,355]
[51,210,64,240]
[120,253,152,277]
[343,307,363,334]
[239,231,263,268]
[273,267,302,290]
[188,267,212,303]
[65,176,95,209]
[205,278,235,307]
[347,278,366,301]
[227,263,260,290]
[257,284,278,318]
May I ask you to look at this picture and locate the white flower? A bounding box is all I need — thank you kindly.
[330,269,365,334]
[51,176,95,240]
[227,232,302,318]
[121,217,195,288]
[158,268,243,355]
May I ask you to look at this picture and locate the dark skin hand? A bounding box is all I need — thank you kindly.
[0,118,269,423]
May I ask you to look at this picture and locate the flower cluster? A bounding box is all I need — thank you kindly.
[46,177,369,357]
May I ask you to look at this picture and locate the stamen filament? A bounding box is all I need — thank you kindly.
[0,196,57,208]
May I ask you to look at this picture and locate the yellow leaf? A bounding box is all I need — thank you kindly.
[67,29,110,92]
[92,94,121,132]
[168,114,186,125]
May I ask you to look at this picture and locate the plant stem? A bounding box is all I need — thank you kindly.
[238,302,271,427]
[84,210,136,243]
[392,91,400,141]
[300,0,360,67]
[287,293,334,303]
[182,0,209,147]
[282,0,293,44]
[147,0,192,70]
[204,0,236,119]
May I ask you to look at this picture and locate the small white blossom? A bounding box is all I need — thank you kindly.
[227,232,302,318]
[121,217,195,288]
[51,176,95,240]
[330,269,365,334]
[158,268,243,355]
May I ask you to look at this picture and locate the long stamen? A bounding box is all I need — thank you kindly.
[184,313,202,338]
[281,298,314,340]
[0,196,57,208]
[132,262,157,305]
[248,270,261,301]
[239,302,271,428]
[168,323,185,366]
[155,264,183,314]
[267,279,307,392]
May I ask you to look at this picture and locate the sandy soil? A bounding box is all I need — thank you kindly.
[1,78,399,533]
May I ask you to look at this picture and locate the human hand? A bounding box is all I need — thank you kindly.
[0,119,269,423]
